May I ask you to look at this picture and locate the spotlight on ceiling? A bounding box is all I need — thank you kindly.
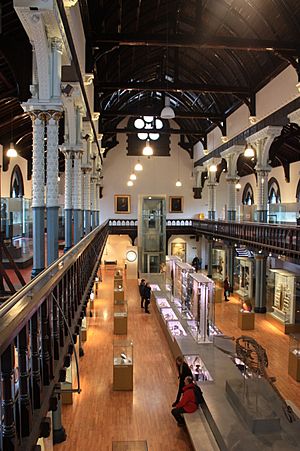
[161,97,175,119]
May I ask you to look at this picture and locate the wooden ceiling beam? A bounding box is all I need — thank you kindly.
[100,110,223,120]
[100,127,205,136]
[93,34,300,53]
[96,81,249,94]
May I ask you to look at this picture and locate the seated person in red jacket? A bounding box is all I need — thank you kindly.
[171,376,198,426]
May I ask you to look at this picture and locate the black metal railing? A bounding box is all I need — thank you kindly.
[0,221,109,451]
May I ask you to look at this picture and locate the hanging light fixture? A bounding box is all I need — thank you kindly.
[7,143,17,158]
[129,173,137,181]
[244,143,255,158]
[134,161,143,171]
[175,179,182,187]
[175,147,182,187]
[235,182,241,191]
[161,96,175,119]
[127,180,133,187]
[142,140,153,156]
[209,163,217,173]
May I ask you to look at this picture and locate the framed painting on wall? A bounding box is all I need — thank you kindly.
[171,242,186,262]
[114,195,131,214]
[169,196,183,213]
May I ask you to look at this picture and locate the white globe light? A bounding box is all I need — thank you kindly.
[142,142,153,156]
[209,164,217,173]
[126,250,137,262]
[127,180,133,186]
[244,145,255,158]
[155,118,163,129]
[235,182,242,190]
[129,173,137,181]
[143,116,154,123]
[134,118,145,129]
[176,180,182,187]
[149,133,159,140]
[134,162,143,171]
[138,133,148,140]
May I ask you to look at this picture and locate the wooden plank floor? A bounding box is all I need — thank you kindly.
[215,294,300,410]
[56,268,192,451]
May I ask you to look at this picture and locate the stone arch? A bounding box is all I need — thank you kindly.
[268,177,281,204]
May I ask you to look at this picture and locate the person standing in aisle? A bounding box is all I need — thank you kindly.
[172,356,193,406]
[144,282,151,313]
[224,276,230,302]
[139,279,146,308]
[192,256,200,272]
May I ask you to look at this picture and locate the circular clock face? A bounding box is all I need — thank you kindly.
[126,250,137,262]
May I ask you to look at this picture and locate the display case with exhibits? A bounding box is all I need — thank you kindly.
[184,355,213,382]
[161,308,178,321]
[114,269,123,280]
[167,321,187,337]
[212,248,226,281]
[114,287,125,304]
[114,279,123,289]
[156,298,171,309]
[150,284,161,291]
[173,298,193,319]
[236,257,254,301]
[288,333,300,381]
[187,273,217,343]
[174,261,195,307]
[166,255,181,292]
[270,269,298,325]
[113,339,133,390]
[114,303,128,335]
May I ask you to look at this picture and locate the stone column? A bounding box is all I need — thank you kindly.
[221,146,243,222]
[46,111,61,265]
[207,182,216,220]
[207,239,213,279]
[82,169,91,234]
[90,177,96,230]
[30,112,45,277]
[73,151,83,244]
[254,254,267,313]
[256,168,270,223]
[96,182,101,226]
[226,178,238,221]
[225,243,235,288]
[63,149,73,251]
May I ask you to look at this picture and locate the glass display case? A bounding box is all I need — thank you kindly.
[172,298,193,319]
[212,248,226,281]
[114,287,125,304]
[113,339,133,390]
[174,261,195,307]
[236,257,254,301]
[184,355,213,382]
[114,303,128,335]
[161,308,178,321]
[150,284,161,291]
[270,269,298,325]
[156,298,171,309]
[288,333,300,381]
[187,273,217,343]
[114,279,123,290]
[166,255,181,294]
[167,321,187,337]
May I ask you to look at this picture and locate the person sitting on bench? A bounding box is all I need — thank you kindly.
[171,376,198,426]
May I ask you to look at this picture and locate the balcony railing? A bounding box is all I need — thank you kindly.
[0,221,109,450]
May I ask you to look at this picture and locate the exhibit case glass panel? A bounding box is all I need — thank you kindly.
[188,273,217,343]
[113,339,133,365]
[212,248,226,281]
[174,261,195,306]
[184,355,213,382]
[113,340,133,390]
[167,321,187,338]
[161,308,178,321]
[156,298,171,309]
[288,333,300,381]
[149,284,161,291]
[173,298,193,319]
[236,257,254,300]
[114,269,123,280]
[289,334,300,357]
[270,269,298,325]
[166,255,181,294]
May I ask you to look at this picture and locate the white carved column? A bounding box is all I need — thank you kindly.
[62,149,73,250]
[73,151,83,244]
[46,111,61,265]
[221,146,244,221]
[82,169,91,234]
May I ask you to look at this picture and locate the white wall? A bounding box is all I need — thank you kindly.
[102,235,132,267]
[100,133,202,221]
[0,145,31,198]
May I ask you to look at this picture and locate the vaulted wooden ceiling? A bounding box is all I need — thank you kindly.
[0,0,300,176]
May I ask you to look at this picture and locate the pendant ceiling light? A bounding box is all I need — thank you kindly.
[175,147,182,187]
[209,163,217,173]
[127,180,133,187]
[7,143,17,158]
[161,96,175,119]
[129,173,137,181]
[244,144,255,158]
[134,161,143,171]
[142,140,153,156]
[175,179,182,187]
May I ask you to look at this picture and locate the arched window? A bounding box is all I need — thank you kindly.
[10,165,24,198]
[268,177,281,204]
[242,183,254,205]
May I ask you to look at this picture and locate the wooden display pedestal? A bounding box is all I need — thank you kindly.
[238,310,255,330]
[113,365,133,390]
[114,315,127,335]
[114,290,124,303]
[114,280,123,289]
[61,381,73,404]
[288,352,300,381]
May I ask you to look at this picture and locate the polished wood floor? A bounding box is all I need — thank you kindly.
[215,293,300,411]
[56,268,192,451]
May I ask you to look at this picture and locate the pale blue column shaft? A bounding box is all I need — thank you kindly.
[73,153,83,244]
[32,207,45,277]
[64,151,73,251]
[84,210,91,234]
[254,255,267,313]
[47,207,59,264]
[74,210,81,244]
[65,210,72,251]
[226,245,234,287]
